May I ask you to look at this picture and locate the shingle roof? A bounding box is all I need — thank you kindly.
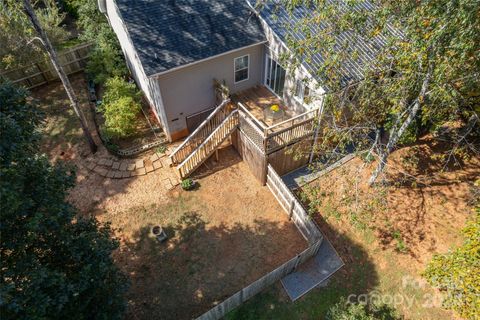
[248,0,401,88]
[115,0,266,77]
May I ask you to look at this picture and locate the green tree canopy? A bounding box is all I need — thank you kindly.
[268,0,479,182]
[0,82,127,319]
[0,0,70,70]
[63,0,127,83]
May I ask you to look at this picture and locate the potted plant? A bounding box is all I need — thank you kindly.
[270,104,280,113]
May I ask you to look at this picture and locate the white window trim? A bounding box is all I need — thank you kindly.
[234,54,249,84]
[294,79,311,106]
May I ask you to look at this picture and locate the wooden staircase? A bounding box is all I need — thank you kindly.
[170,99,239,178]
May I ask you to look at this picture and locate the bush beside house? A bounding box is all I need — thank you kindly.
[101,76,141,138]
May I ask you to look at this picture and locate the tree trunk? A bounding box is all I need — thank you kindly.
[22,0,97,153]
[368,61,434,185]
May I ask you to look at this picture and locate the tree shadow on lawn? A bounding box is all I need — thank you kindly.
[30,74,95,161]
[225,213,381,320]
[30,74,146,216]
[115,209,306,320]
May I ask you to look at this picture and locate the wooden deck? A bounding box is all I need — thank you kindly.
[232,86,302,128]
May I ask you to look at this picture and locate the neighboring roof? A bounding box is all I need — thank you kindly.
[115,0,266,77]
[247,0,401,88]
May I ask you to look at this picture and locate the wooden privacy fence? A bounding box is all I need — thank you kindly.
[238,107,266,152]
[0,42,93,89]
[266,164,323,243]
[197,166,323,320]
[170,99,231,165]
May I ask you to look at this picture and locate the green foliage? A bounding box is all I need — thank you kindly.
[0,82,128,319]
[392,230,408,253]
[0,0,70,70]
[102,76,139,104]
[282,0,480,179]
[181,178,195,191]
[326,298,400,320]
[101,77,141,138]
[67,0,128,83]
[156,144,167,154]
[423,211,480,319]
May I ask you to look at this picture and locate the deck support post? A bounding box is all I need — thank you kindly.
[309,104,325,164]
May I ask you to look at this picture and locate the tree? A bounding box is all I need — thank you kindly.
[20,0,98,153]
[0,0,69,70]
[0,82,128,319]
[63,0,128,83]
[423,210,480,319]
[265,0,479,184]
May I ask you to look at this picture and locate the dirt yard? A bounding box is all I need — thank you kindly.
[31,75,306,320]
[298,137,479,319]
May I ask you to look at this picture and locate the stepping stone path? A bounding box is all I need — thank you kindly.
[83,151,180,189]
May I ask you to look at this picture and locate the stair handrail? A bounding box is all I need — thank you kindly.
[170,98,231,164]
[177,109,239,172]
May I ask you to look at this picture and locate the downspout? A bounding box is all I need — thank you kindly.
[97,0,107,14]
[308,97,326,164]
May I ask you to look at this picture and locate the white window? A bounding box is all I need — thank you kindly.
[294,79,311,104]
[234,55,249,83]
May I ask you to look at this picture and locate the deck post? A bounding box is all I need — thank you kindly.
[288,200,295,220]
[309,104,325,164]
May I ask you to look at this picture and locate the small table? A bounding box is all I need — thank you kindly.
[263,107,286,124]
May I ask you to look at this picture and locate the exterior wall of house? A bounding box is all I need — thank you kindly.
[106,1,171,139]
[255,12,326,114]
[154,44,265,141]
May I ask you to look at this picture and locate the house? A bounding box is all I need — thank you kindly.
[99,0,391,180]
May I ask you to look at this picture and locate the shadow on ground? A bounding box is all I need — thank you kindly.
[225,213,380,320]
[116,209,305,320]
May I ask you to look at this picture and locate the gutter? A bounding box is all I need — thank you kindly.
[147,41,268,79]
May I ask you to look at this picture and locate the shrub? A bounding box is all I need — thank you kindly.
[66,0,128,83]
[423,211,480,319]
[101,77,141,138]
[102,76,139,105]
[326,298,400,320]
[156,144,167,154]
[181,178,195,191]
[102,96,140,138]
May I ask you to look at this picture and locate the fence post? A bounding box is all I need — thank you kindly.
[293,254,301,270]
[288,200,295,221]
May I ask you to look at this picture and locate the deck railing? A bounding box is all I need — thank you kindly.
[177,110,239,178]
[236,102,318,155]
[170,99,230,165]
[265,115,316,154]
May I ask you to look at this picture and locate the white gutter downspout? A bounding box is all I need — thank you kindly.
[309,98,325,164]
